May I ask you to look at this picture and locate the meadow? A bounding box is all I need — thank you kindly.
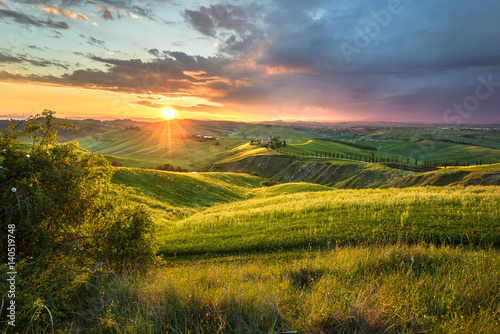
[279,138,500,165]
[76,129,275,169]
[74,126,500,174]
[9,117,500,333]
[360,129,500,149]
[107,167,500,257]
[86,245,500,333]
[59,164,495,333]
[157,184,500,255]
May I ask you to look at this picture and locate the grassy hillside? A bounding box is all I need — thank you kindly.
[158,186,500,256]
[87,163,500,333]
[361,128,500,149]
[112,168,263,207]
[212,156,500,188]
[92,245,500,333]
[65,166,500,333]
[144,119,336,140]
[282,138,384,159]
[388,164,500,187]
[279,137,500,164]
[72,122,500,174]
[363,139,500,164]
[76,128,263,169]
[111,168,265,223]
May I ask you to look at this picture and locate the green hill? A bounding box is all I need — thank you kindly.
[76,128,269,169]
[158,186,500,256]
[211,156,500,188]
[279,137,500,164]
[143,119,335,140]
[101,164,500,333]
[362,129,500,149]
[112,168,263,208]
[109,165,500,257]
[363,140,500,164]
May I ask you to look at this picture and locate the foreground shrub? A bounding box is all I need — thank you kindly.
[0,110,157,332]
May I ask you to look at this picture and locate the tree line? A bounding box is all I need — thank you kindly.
[274,148,491,167]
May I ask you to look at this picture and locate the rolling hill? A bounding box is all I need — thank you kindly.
[76,128,269,169]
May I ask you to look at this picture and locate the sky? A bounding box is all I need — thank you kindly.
[0,0,499,123]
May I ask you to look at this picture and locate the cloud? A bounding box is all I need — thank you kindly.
[96,3,114,20]
[183,9,215,37]
[39,5,89,23]
[147,48,160,57]
[134,99,165,108]
[0,8,69,29]
[0,52,23,64]
[80,35,107,48]
[125,9,138,19]
[111,5,121,18]
[258,0,500,75]
[183,3,265,55]
[14,0,165,24]
[0,51,260,107]
[0,51,69,69]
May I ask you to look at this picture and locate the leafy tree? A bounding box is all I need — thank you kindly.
[0,110,156,330]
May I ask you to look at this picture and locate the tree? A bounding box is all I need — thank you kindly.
[0,110,157,329]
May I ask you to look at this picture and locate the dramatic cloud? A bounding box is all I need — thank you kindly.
[1,0,499,122]
[183,3,265,55]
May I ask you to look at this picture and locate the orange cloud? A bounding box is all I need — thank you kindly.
[39,5,90,23]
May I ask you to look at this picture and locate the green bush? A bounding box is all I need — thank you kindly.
[0,110,157,331]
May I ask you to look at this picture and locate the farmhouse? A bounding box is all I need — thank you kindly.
[261,135,272,145]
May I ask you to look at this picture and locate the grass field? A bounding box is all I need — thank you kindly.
[282,138,383,160]
[76,129,271,169]
[18,162,498,333]
[363,140,500,165]
[158,186,500,256]
[87,245,500,333]
[280,138,500,165]
[99,167,500,333]
[73,124,500,175]
[105,167,500,257]
[361,129,500,149]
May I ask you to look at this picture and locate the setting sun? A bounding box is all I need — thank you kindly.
[163,109,176,119]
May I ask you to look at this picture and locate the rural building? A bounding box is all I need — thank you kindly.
[261,136,272,144]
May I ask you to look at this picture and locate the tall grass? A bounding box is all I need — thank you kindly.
[85,245,500,333]
[158,186,500,255]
